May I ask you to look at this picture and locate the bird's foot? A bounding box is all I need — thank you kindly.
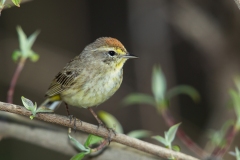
[68,115,81,131]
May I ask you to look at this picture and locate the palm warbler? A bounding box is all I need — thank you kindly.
[41,37,137,125]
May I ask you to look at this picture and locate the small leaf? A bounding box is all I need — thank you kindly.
[234,77,240,94]
[166,123,181,144]
[70,153,86,160]
[27,30,40,49]
[36,106,54,113]
[0,0,6,5]
[12,0,21,7]
[29,52,39,62]
[68,134,89,152]
[236,147,240,160]
[152,135,167,146]
[166,85,200,102]
[122,93,155,106]
[12,50,21,61]
[172,145,181,152]
[127,130,152,139]
[229,90,240,129]
[21,96,35,111]
[98,111,123,133]
[84,134,103,147]
[230,147,240,160]
[16,26,27,54]
[15,26,40,60]
[152,65,166,105]
[30,115,34,120]
[229,151,236,156]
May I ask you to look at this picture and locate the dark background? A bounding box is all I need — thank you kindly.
[1,0,240,159]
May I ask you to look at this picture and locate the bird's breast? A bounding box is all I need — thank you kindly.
[61,69,123,108]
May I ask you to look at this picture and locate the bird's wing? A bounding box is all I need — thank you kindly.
[45,56,80,97]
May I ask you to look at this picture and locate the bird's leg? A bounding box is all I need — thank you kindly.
[88,108,116,138]
[88,108,104,126]
[65,103,79,130]
[65,102,71,116]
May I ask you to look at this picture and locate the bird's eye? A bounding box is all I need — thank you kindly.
[108,51,116,56]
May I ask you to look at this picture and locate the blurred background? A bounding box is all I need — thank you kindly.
[1,0,240,159]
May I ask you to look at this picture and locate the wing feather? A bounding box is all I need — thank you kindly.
[45,56,81,97]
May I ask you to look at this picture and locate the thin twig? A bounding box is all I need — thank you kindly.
[7,57,26,103]
[0,101,199,160]
[0,120,159,160]
[211,125,237,157]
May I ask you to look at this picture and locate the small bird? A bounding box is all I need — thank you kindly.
[41,37,138,125]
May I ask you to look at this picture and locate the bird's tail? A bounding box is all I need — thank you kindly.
[40,98,62,111]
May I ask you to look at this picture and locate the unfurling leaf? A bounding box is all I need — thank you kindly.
[15,26,40,61]
[84,134,103,148]
[68,134,89,152]
[36,106,53,113]
[70,153,85,160]
[127,130,152,139]
[172,145,180,152]
[12,50,21,61]
[98,110,123,133]
[152,135,167,146]
[166,85,200,102]
[21,96,35,111]
[123,93,155,106]
[166,123,181,143]
[12,0,21,7]
[152,65,166,105]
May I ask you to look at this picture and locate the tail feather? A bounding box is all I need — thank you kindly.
[40,98,62,111]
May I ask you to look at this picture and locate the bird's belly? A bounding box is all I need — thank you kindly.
[61,71,122,108]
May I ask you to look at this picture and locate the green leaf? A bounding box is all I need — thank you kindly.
[236,147,240,160]
[152,135,167,146]
[16,26,27,55]
[12,0,21,7]
[98,111,123,133]
[15,26,40,61]
[36,106,54,113]
[229,90,240,129]
[0,0,6,5]
[234,77,240,94]
[166,85,200,102]
[84,134,103,148]
[70,153,86,160]
[27,30,40,49]
[21,96,35,111]
[166,123,181,144]
[68,134,89,152]
[127,130,152,139]
[208,120,234,147]
[122,93,155,106]
[172,145,180,152]
[12,50,21,61]
[152,65,166,105]
[29,52,39,62]
[230,147,240,160]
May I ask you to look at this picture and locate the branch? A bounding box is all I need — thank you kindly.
[0,119,158,160]
[0,101,199,160]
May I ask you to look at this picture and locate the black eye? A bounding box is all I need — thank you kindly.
[108,51,116,56]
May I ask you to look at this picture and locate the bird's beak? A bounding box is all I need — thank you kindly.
[122,52,138,59]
